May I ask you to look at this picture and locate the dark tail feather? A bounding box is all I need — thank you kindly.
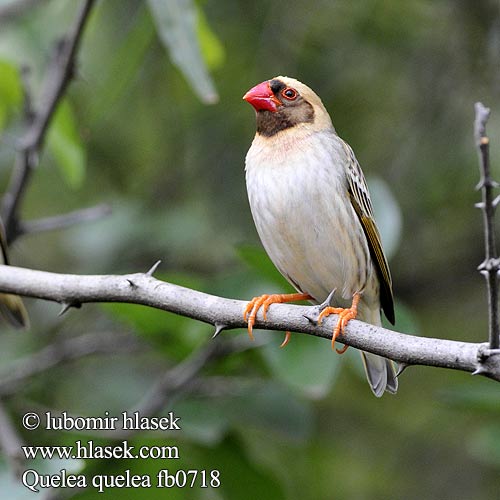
[0,293,29,329]
[361,351,398,397]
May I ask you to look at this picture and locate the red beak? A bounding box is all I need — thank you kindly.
[243,81,281,112]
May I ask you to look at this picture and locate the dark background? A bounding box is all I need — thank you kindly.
[0,0,499,498]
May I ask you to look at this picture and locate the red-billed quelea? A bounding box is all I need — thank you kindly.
[242,76,397,397]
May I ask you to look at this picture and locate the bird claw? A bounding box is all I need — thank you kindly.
[317,292,360,353]
[243,296,262,340]
[280,331,292,348]
[243,292,312,342]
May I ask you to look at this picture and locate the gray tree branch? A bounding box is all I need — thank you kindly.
[1,0,96,243]
[474,102,500,350]
[0,0,48,24]
[0,331,143,397]
[18,203,112,236]
[0,264,498,382]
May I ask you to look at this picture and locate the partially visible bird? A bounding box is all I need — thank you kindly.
[242,76,397,397]
[0,221,29,329]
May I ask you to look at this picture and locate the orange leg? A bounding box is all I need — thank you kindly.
[243,293,312,341]
[317,292,360,354]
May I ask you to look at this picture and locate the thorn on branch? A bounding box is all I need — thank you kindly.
[58,301,81,316]
[303,312,317,324]
[473,344,500,378]
[319,288,337,311]
[475,178,499,191]
[471,366,487,376]
[474,101,500,350]
[396,363,409,377]
[212,323,226,339]
[478,258,500,272]
[477,343,500,361]
[126,279,138,288]
[145,260,161,277]
[481,348,500,357]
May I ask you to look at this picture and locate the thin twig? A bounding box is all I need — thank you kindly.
[0,332,143,397]
[1,0,96,243]
[0,265,498,381]
[104,336,255,438]
[474,102,500,350]
[17,337,261,441]
[18,203,112,236]
[29,338,256,500]
[0,0,48,24]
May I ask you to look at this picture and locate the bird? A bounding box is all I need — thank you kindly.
[0,221,29,329]
[242,76,397,397]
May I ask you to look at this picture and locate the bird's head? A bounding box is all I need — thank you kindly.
[243,76,333,137]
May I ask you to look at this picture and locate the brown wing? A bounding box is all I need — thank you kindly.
[0,220,29,329]
[341,140,395,324]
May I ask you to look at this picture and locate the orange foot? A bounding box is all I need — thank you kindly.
[317,292,360,354]
[243,293,312,343]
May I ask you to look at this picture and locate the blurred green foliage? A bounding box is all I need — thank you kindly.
[0,0,499,498]
[48,99,86,189]
[0,60,21,132]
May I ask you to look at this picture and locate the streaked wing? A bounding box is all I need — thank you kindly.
[0,220,29,328]
[341,140,395,324]
[0,220,9,265]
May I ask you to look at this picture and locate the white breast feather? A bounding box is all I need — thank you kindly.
[245,129,378,317]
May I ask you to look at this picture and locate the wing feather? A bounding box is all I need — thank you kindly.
[341,140,395,324]
[0,220,29,329]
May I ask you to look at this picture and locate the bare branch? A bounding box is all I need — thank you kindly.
[0,0,48,24]
[0,265,498,382]
[0,332,143,397]
[18,203,112,236]
[474,102,500,350]
[1,0,96,243]
[104,336,255,439]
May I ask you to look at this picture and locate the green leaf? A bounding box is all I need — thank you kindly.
[368,176,402,260]
[103,302,186,338]
[235,244,294,291]
[383,299,419,334]
[87,8,155,125]
[440,383,500,413]
[261,331,340,398]
[196,5,225,70]
[0,59,22,132]
[147,0,219,104]
[468,425,500,467]
[227,382,313,443]
[102,272,210,357]
[0,459,76,499]
[0,461,33,500]
[174,398,230,445]
[206,435,287,500]
[47,99,86,189]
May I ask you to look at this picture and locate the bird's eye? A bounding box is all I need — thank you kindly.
[281,88,297,100]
